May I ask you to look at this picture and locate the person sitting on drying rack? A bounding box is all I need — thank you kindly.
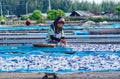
[46,16,67,45]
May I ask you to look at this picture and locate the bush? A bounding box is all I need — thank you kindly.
[65,17,70,21]
[116,6,120,11]
[116,6,120,18]
[47,9,65,20]
[103,18,120,22]
[0,16,6,25]
[21,15,29,20]
[36,17,46,24]
[89,17,104,22]
[89,16,120,22]
[0,16,6,21]
[30,10,42,20]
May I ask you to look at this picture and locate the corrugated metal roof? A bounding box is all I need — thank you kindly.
[70,10,95,16]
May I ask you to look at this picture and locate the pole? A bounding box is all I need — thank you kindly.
[7,10,9,16]
[26,2,28,14]
[0,2,3,16]
[48,0,51,11]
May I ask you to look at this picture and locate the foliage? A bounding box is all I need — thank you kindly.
[103,18,120,21]
[47,9,65,20]
[88,16,103,22]
[116,6,120,18]
[0,0,120,14]
[21,15,29,20]
[116,6,120,11]
[47,10,58,20]
[37,17,46,24]
[65,17,70,21]
[69,17,85,21]
[0,16,6,21]
[30,10,42,20]
[89,17,104,22]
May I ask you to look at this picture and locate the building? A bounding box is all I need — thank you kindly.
[102,12,118,19]
[70,10,94,18]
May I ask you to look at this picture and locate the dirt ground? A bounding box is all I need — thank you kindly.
[0,71,120,79]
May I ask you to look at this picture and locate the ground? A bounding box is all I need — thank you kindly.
[0,72,120,79]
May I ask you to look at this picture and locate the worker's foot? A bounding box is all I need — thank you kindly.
[42,74,48,79]
[53,74,59,79]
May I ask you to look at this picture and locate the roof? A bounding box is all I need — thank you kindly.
[70,10,95,17]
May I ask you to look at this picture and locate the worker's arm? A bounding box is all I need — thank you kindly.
[50,35,61,42]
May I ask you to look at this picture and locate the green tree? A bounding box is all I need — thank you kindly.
[30,10,42,20]
[0,0,120,14]
[72,0,79,10]
[47,9,65,20]
[116,6,120,18]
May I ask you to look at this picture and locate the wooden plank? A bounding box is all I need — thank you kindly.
[0,33,73,35]
[0,38,120,44]
[0,34,120,39]
[33,43,56,47]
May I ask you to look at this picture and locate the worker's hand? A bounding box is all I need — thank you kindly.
[60,39,67,45]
